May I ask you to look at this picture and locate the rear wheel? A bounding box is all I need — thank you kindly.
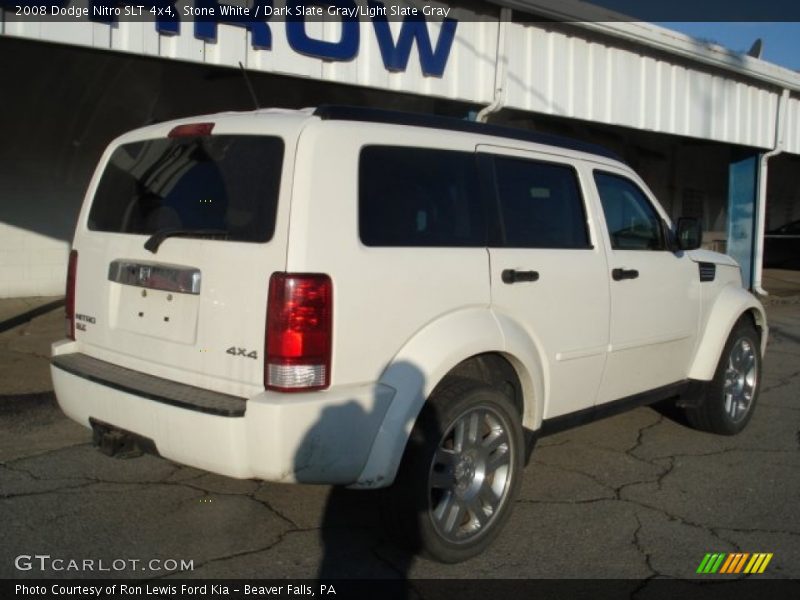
[390,378,524,563]
[686,317,761,435]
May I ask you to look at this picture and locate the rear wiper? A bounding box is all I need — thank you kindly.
[144,229,229,253]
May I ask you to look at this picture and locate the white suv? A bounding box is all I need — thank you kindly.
[52,106,767,562]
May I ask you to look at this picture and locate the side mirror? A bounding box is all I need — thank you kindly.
[676,217,702,251]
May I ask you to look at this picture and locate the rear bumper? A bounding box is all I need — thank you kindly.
[51,342,394,485]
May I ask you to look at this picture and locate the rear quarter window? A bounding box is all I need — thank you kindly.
[492,156,591,249]
[359,146,487,247]
[88,135,284,243]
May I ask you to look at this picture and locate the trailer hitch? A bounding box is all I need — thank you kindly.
[90,418,158,459]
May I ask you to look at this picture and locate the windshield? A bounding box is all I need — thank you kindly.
[88,135,284,243]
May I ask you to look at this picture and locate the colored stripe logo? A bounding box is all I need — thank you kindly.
[696,553,773,574]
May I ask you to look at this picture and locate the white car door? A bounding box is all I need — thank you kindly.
[480,146,610,419]
[589,166,700,404]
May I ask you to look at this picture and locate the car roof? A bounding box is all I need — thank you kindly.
[313,105,623,163]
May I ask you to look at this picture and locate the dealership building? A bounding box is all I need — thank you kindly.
[1,0,799,297]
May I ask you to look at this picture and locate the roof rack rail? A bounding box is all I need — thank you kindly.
[313,105,621,162]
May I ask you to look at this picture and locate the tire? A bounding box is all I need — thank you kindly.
[388,378,524,563]
[686,317,761,435]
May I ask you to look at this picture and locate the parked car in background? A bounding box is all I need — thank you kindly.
[764,221,800,269]
[764,219,800,269]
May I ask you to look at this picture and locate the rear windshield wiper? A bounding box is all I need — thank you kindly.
[144,229,229,253]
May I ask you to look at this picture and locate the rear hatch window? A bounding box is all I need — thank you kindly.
[88,135,284,242]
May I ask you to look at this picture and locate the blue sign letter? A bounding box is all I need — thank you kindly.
[368,0,456,77]
[286,0,359,61]
[193,0,273,50]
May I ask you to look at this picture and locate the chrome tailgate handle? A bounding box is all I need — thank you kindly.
[108,260,201,295]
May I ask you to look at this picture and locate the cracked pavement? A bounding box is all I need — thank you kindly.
[1,304,798,580]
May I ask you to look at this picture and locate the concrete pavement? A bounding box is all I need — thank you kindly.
[763,269,800,300]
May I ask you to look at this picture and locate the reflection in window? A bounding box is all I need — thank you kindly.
[89,136,284,243]
[594,172,664,251]
[493,157,590,249]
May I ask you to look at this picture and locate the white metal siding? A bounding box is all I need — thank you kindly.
[503,23,782,150]
[785,95,800,155]
[3,17,798,153]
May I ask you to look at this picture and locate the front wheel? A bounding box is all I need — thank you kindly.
[389,378,524,563]
[686,317,762,435]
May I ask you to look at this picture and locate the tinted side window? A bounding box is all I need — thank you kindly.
[493,157,590,249]
[89,136,284,243]
[594,172,665,251]
[359,147,486,247]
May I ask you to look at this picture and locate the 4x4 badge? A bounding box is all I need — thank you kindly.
[226,346,258,360]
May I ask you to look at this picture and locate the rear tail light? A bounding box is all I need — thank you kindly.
[65,249,78,340]
[265,273,333,392]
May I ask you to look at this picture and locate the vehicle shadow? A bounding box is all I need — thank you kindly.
[650,397,692,428]
[293,362,434,587]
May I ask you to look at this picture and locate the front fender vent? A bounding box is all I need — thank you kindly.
[698,262,716,282]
